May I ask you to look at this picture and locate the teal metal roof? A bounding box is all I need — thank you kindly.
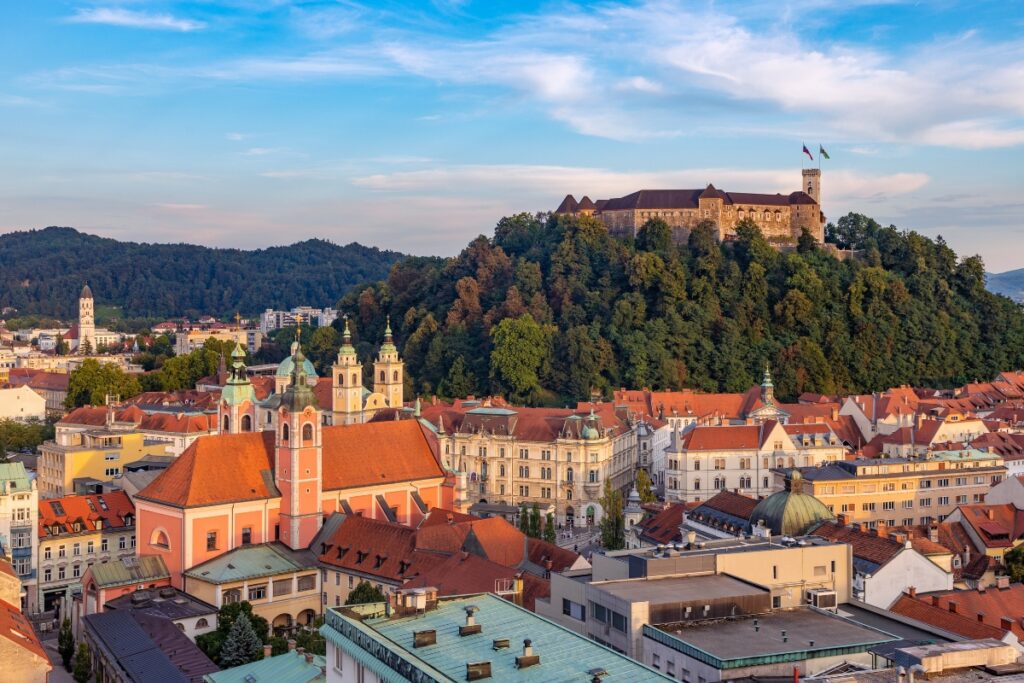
[184,543,314,584]
[465,407,518,416]
[204,650,325,682]
[90,555,170,588]
[929,449,996,461]
[322,594,671,682]
[0,462,31,492]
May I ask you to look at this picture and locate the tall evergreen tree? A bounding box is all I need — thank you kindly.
[599,480,625,550]
[58,617,75,670]
[219,613,263,667]
[544,512,556,543]
[72,642,91,683]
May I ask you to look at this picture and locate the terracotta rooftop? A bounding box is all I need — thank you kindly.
[892,585,1024,640]
[0,598,48,663]
[401,552,551,611]
[680,422,780,451]
[956,504,1024,548]
[811,521,905,567]
[39,491,134,538]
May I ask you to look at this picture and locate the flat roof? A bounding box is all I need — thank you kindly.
[835,604,953,645]
[323,594,671,682]
[647,609,896,667]
[594,574,767,604]
[619,534,842,560]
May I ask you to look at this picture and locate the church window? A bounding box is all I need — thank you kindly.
[351,373,358,384]
[379,370,385,382]
[150,529,170,550]
[303,423,314,441]
[282,424,289,441]
[241,415,252,432]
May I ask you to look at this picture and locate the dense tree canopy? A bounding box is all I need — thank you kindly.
[0,227,403,319]
[339,212,1024,404]
[65,359,142,408]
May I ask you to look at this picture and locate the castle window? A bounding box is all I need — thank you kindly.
[241,415,252,432]
[303,423,313,441]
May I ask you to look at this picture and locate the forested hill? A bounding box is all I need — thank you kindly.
[0,227,404,319]
[337,212,1024,405]
[989,268,1024,303]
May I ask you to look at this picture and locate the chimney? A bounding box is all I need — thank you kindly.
[460,606,482,636]
[263,643,273,658]
[997,576,1011,589]
[928,525,939,543]
[515,639,540,669]
[287,639,296,651]
[837,513,849,526]
[1001,616,1015,632]
[987,508,995,520]
[908,586,917,598]
[305,653,314,664]
[948,600,958,614]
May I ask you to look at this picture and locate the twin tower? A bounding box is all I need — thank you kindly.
[331,317,403,425]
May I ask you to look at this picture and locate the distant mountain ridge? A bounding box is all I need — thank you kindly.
[0,227,406,319]
[988,268,1024,303]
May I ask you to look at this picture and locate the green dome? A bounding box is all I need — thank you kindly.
[276,341,317,378]
[582,425,600,440]
[749,471,834,536]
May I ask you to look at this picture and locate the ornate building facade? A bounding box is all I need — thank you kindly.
[555,168,825,244]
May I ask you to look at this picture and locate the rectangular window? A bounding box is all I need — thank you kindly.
[611,611,627,633]
[73,565,81,578]
[920,497,932,507]
[242,527,252,545]
[119,536,126,550]
[248,584,267,601]
[348,575,354,589]
[902,500,914,509]
[58,567,65,580]
[44,569,51,582]
[938,478,949,487]
[44,548,51,560]
[274,578,293,595]
[938,496,950,506]
[882,501,895,511]
[297,575,316,591]
[101,539,108,552]
[861,502,875,511]
[206,532,217,551]
[956,495,968,504]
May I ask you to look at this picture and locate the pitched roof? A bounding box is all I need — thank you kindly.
[39,491,134,538]
[637,503,688,544]
[6,368,69,391]
[205,650,324,683]
[957,503,1024,548]
[318,515,444,584]
[700,490,758,520]
[681,422,780,450]
[401,552,551,611]
[0,598,48,664]
[597,188,819,212]
[184,542,315,584]
[87,555,170,588]
[889,593,1008,640]
[810,522,904,567]
[137,420,445,508]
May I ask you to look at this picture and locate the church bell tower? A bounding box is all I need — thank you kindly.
[79,284,95,354]
[332,317,364,425]
[373,316,404,410]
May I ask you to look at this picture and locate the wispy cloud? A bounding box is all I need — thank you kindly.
[66,7,206,32]
[225,132,246,141]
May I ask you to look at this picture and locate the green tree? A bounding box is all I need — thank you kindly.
[197,601,269,663]
[636,469,656,504]
[518,504,530,535]
[58,617,75,670]
[528,503,541,538]
[543,512,556,543]
[219,613,263,668]
[65,359,142,408]
[440,355,476,399]
[489,314,551,404]
[599,479,625,550]
[0,419,54,455]
[346,581,386,605]
[294,617,326,655]
[72,642,91,683]
[1005,546,1024,583]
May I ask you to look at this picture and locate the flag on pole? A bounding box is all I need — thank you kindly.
[819,145,830,160]
[802,144,814,161]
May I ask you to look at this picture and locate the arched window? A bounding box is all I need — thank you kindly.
[393,370,399,382]
[694,478,701,490]
[150,529,170,550]
[222,415,230,432]
[351,373,358,385]
[241,414,252,432]
[302,423,313,441]
[282,423,289,442]
[379,370,386,382]
[566,467,574,482]
[196,618,209,629]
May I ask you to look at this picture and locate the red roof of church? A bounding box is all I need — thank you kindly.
[137,420,445,508]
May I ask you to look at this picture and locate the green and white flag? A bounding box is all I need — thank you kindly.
[819,145,830,160]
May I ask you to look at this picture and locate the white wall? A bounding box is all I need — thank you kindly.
[0,386,46,422]
[862,547,953,609]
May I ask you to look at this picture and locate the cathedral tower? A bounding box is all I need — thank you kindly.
[218,343,256,434]
[275,343,323,550]
[332,318,364,425]
[79,284,95,354]
[373,316,404,409]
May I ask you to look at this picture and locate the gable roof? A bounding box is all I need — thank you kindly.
[318,515,445,584]
[137,420,445,508]
[637,503,689,545]
[0,598,48,664]
[957,503,1024,548]
[401,552,551,611]
[889,593,1009,641]
[811,522,905,568]
[87,555,170,589]
[681,422,782,450]
[39,491,134,538]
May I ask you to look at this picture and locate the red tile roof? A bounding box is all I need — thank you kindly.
[680,422,779,450]
[6,368,69,392]
[0,598,49,663]
[418,508,476,528]
[811,522,904,566]
[401,552,551,611]
[700,490,758,520]
[138,420,446,508]
[637,503,688,544]
[890,592,1009,640]
[39,491,135,538]
[318,515,445,583]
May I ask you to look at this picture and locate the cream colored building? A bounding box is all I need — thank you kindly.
[0,386,46,422]
[183,543,320,636]
[175,327,263,356]
[408,399,638,526]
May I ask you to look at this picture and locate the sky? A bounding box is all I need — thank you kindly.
[1,1,1023,271]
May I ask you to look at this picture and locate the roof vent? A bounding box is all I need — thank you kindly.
[515,639,540,669]
[460,605,482,636]
[413,629,436,648]
[465,661,491,681]
[492,638,509,650]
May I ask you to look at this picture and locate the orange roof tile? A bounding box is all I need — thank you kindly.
[401,552,551,611]
[0,599,48,663]
[890,593,1008,640]
[811,522,904,566]
[681,422,778,451]
[318,516,445,583]
[39,491,135,538]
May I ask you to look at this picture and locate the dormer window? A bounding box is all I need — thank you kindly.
[355,551,367,564]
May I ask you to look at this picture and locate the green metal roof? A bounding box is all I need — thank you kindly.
[89,555,170,588]
[0,462,31,492]
[184,543,314,584]
[204,650,325,683]
[750,472,835,536]
[322,594,672,682]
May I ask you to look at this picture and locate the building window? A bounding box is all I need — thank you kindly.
[882,501,895,511]
[303,423,314,441]
[297,575,316,592]
[44,547,51,560]
[242,527,252,545]
[207,532,217,551]
[58,545,66,558]
[224,589,241,604]
[119,536,126,550]
[938,496,950,506]
[73,564,81,578]
[101,539,108,552]
[44,569,52,582]
[248,584,267,601]
[58,567,65,580]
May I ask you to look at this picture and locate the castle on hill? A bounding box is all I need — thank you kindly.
[555,168,825,244]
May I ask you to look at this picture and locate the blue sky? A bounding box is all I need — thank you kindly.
[1,1,1023,271]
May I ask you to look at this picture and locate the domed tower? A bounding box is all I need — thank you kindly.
[624,482,644,533]
[218,343,256,434]
[275,340,317,394]
[749,471,834,537]
[275,343,323,550]
[373,316,404,410]
[332,317,364,425]
[78,284,95,354]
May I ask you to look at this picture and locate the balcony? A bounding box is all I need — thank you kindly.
[583,480,602,495]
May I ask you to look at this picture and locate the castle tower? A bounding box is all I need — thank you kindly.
[275,343,323,550]
[218,343,256,434]
[78,284,95,354]
[802,168,821,204]
[373,316,404,410]
[332,317,364,425]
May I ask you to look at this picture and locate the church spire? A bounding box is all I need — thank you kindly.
[339,315,356,356]
[761,363,775,405]
[380,315,396,354]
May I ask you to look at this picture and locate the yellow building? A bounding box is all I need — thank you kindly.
[38,430,168,498]
[777,449,1005,528]
[183,543,320,636]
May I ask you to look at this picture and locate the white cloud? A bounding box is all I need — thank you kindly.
[67,8,206,32]
[155,203,207,211]
[243,147,283,156]
[225,132,246,141]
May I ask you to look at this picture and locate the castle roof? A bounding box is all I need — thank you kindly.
[576,195,597,211]
[598,188,819,212]
[554,194,579,214]
[136,420,445,509]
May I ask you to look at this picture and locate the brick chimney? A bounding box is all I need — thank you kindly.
[928,524,939,543]
[948,600,958,614]
[837,513,850,526]
[987,508,995,520]
[908,586,917,598]
[1001,616,1015,632]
